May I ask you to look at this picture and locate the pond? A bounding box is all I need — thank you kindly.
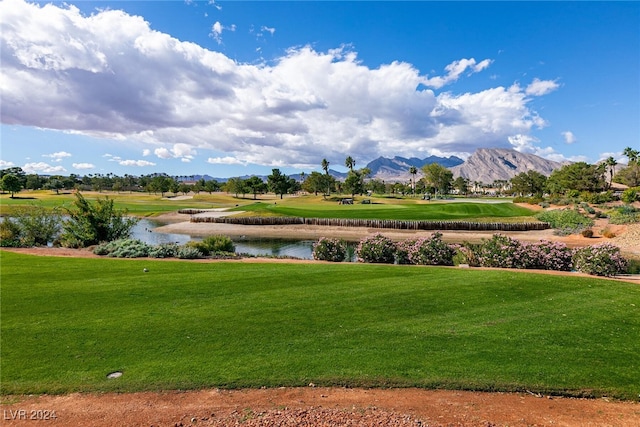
[132,218,325,260]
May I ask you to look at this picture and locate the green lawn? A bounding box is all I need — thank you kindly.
[0,191,245,217]
[2,251,638,399]
[1,192,538,222]
[234,200,537,221]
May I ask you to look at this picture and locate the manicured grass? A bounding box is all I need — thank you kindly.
[2,251,639,399]
[0,191,247,216]
[235,200,537,221]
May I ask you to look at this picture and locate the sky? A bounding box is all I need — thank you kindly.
[1,0,638,178]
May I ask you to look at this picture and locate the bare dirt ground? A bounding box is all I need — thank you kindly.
[3,387,640,427]
[3,213,640,426]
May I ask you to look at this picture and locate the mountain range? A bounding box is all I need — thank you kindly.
[179,148,565,184]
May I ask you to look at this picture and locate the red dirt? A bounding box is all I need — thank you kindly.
[3,387,640,427]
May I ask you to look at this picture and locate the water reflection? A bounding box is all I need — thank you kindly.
[132,219,322,260]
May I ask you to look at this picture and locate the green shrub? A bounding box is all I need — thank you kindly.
[536,209,594,235]
[395,239,417,265]
[356,233,396,264]
[0,220,23,247]
[312,237,347,262]
[61,193,138,248]
[186,235,236,256]
[148,243,180,258]
[406,232,456,266]
[573,243,627,277]
[621,187,639,204]
[93,239,150,258]
[176,245,203,259]
[607,205,640,224]
[581,191,615,204]
[0,206,61,247]
[626,258,640,274]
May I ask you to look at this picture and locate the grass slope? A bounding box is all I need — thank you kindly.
[1,251,638,399]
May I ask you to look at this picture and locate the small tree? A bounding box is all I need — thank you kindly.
[245,176,267,200]
[60,193,138,248]
[267,168,291,199]
[1,174,22,198]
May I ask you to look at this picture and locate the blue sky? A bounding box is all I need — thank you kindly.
[1,0,638,178]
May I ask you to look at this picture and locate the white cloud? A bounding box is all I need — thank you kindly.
[118,160,156,167]
[508,134,573,163]
[72,162,95,170]
[261,26,276,36]
[525,78,560,96]
[207,156,246,165]
[43,151,72,161]
[154,144,197,161]
[0,160,16,168]
[210,21,235,44]
[561,131,576,144]
[424,58,493,89]
[1,0,563,171]
[22,162,67,174]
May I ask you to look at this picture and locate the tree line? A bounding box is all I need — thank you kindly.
[1,147,639,200]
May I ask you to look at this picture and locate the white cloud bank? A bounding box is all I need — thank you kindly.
[0,0,563,169]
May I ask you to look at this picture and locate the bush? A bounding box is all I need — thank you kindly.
[0,206,61,247]
[176,245,203,259]
[536,209,594,235]
[527,240,574,271]
[601,227,616,238]
[0,219,23,247]
[93,239,150,258]
[189,235,235,255]
[573,243,628,277]
[607,205,640,225]
[395,239,417,265]
[148,243,180,258]
[312,237,347,262]
[61,193,138,248]
[581,229,594,238]
[581,191,615,204]
[454,242,482,267]
[356,233,396,263]
[621,187,639,204]
[475,234,532,269]
[406,232,456,266]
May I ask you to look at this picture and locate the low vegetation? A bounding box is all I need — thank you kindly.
[315,233,628,277]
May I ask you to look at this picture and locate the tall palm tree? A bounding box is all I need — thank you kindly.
[345,156,355,172]
[409,166,418,195]
[623,147,639,164]
[605,156,617,188]
[321,158,330,175]
[321,158,331,196]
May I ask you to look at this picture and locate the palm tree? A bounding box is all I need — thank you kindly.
[409,166,418,195]
[321,158,331,196]
[321,158,330,175]
[605,156,617,188]
[345,156,355,172]
[623,147,639,164]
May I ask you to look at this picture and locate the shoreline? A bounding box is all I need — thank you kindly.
[151,211,640,257]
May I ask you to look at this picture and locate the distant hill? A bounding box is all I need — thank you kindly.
[365,155,464,181]
[450,148,563,183]
[176,149,563,184]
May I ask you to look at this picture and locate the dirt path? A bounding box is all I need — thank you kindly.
[3,387,640,427]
